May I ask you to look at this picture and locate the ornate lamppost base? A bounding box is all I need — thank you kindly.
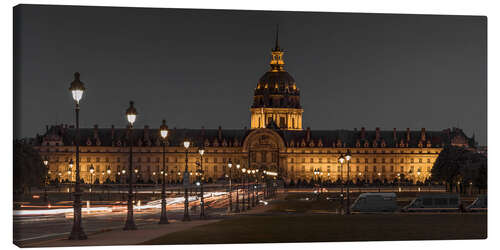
[123,220,138,230]
[159,215,170,224]
[159,219,170,224]
[69,228,87,240]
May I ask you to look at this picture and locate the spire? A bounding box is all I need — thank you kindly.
[270,25,285,72]
[273,24,280,52]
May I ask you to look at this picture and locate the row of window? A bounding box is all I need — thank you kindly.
[40,146,439,155]
[288,165,431,173]
[46,156,243,164]
[289,157,434,164]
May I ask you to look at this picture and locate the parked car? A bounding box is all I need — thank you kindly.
[403,193,460,212]
[466,194,487,212]
[351,192,399,212]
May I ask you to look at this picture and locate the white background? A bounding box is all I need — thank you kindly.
[1,0,497,249]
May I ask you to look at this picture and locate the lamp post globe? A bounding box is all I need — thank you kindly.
[126,101,137,125]
[68,72,87,240]
[159,119,169,224]
[124,101,138,230]
[160,120,169,139]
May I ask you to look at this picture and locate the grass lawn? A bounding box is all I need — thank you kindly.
[142,213,487,245]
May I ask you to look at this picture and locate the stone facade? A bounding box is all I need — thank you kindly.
[34,125,474,184]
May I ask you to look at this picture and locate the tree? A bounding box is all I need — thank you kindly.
[14,140,47,196]
[474,158,487,193]
[432,145,487,193]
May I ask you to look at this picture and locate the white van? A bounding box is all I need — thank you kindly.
[351,193,398,213]
[403,193,460,212]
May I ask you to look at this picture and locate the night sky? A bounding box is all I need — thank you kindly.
[14,5,487,145]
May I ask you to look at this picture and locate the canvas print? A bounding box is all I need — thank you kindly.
[13,4,487,247]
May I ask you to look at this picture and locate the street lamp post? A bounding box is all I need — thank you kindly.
[106,166,111,200]
[68,72,87,240]
[227,160,233,213]
[345,150,352,215]
[182,139,191,221]
[255,169,260,203]
[251,170,256,207]
[263,170,267,199]
[247,169,251,210]
[338,154,345,215]
[43,158,49,202]
[198,147,206,219]
[313,168,319,195]
[377,172,382,192]
[397,173,401,192]
[235,164,240,213]
[89,165,94,202]
[124,101,138,230]
[67,159,73,200]
[241,167,246,211]
[159,120,169,224]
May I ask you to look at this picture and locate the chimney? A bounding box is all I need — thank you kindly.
[361,127,366,139]
[375,127,380,141]
[111,125,115,140]
[393,128,397,140]
[306,127,311,142]
[218,126,222,141]
[406,128,410,141]
[421,128,426,141]
[93,124,98,139]
[144,125,149,139]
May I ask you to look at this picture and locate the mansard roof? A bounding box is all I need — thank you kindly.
[36,124,475,149]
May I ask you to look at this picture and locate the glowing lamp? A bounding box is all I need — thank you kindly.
[160,119,169,139]
[69,72,85,104]
[125,101,137,125]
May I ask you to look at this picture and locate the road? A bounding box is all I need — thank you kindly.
[14,192,231,245]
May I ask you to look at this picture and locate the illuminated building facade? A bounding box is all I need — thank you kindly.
[33,33,476,185]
